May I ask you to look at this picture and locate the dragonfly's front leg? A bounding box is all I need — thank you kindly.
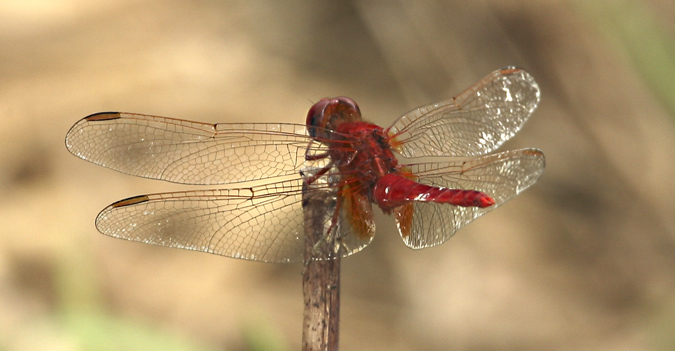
[302,139,332,185]
[304,139,329,161]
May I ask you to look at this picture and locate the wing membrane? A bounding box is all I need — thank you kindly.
[95,177,372,262]
[65,112,322,185]
[387,67,540,158]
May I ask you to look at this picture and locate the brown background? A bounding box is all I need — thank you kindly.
[1,0,674,350]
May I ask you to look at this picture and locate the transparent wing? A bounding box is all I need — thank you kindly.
[387,67,540,158]
[95,177,373,263]
[65,112,323,185]
[396,148,545,249]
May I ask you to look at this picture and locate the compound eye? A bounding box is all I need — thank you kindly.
[329,97,361,126]
[306,97,362,139]
[333,97,360,115]
[306,98,331,138]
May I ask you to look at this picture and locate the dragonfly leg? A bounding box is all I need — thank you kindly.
[304,139,330,161]
[305,152,329,161]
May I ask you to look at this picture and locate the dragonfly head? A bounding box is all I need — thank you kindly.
[306,97,362,139]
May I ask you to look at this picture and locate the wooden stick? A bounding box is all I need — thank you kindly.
[302,182,341,351]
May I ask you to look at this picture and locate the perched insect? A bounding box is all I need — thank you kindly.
[66,66,545,262]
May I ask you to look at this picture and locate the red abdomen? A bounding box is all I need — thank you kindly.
[372,173,495,212]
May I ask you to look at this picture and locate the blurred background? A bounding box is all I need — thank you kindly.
[1,0,674,350]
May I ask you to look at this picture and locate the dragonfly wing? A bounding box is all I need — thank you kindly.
[396,148,545,249]
[387,67,540,158]
[65,112,323,185]
[95,177,372,262]
[95,179,307,262]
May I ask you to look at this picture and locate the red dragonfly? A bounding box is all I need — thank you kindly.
[66,67,544,262]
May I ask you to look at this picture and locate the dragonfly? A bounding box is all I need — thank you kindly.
[65,66,545,263]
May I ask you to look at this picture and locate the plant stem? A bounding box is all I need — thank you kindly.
[302,183,340,351]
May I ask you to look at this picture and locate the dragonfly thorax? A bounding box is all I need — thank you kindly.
[332,121,401,195]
